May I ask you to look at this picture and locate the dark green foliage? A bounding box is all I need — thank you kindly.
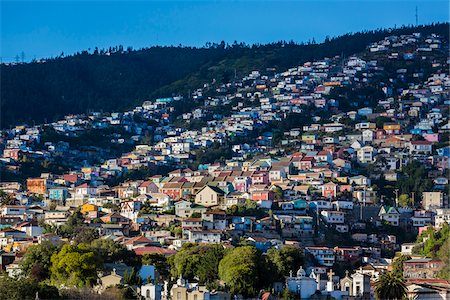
[194,142,233,165]
[190,212,202,218]
[0,276,60,300]
[0,190,16,205]
[226,200,269,218]
[20,242,58,281]
[170,243,225,286]
[123,267,142,286]
[413,224,450,280]
[58,210,85,237]
[391,254,411,276]
[374,271,407,300]
[218,246,261,297]
[50,243,103,287]
[266,246,304,281]
[107,165,175,187]
[2,23,447,128]
[397,161,434,205]
[73,227,100,244]
[141,253,170,281]
[90,238,137,266]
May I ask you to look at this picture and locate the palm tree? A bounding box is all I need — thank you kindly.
[375,271,407,300]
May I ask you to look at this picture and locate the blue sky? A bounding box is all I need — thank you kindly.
[1,0,448,62]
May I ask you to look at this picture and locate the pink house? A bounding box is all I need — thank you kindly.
[322,182,337,198]
[423,133,440,143]
[299,157,315,170]
[339,185,353,193]
[251,190,274,201]
[234,176,252,192]
[251,172,269,185]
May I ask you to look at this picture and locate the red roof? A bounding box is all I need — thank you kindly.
[407,278,450,284]
[124,235,152,245]
[64,174,80,183]
[318,150,330,156]
[133,246,176,256]
[139,181,152,188]
[301,156,314,161]
[291,152,304,158]
[411,141,432,145]
[76,183,89,188]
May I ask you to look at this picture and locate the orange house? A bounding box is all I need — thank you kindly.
[27,178,47,195]
[81,203,99,214]
[251,190,274,201]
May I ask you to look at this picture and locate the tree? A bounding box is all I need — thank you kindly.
[414,223,450,280]
[281,288,296,300]
[0,276,60,300]
[391,254,411,276]
[266,246,304,281]
[245,199,257,210]
[90,238,135,265]
[50,243,102,287]
[73,227,99,244]
[397,161,433,204]
[170,243,224,286]
[218,246,260,297]
[59,210,85,237]
[123,267,142,286]
[272,187,283,200]
[20,242,57,281]
[0,190,15,205]
[374,271,407,300]
[190,212,202,218]
[142,253,169,281]
[398,194,412,208]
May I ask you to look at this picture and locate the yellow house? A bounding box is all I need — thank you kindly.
[335,176,349,183]
[81,203,98,214]
[195,186,225,207]
[81,167,93,175]
[383,123,401,134]
[302,134,317,142]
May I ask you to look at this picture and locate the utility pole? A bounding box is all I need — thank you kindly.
[316,201,320,227]
[394,189,399,207]
[360,186,366,220]
[415,6,419,27]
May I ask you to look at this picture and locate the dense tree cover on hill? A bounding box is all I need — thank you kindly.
[168,243,304,296]
[413,223,450,280]
[0,276,60,300]
[1,23,447,128]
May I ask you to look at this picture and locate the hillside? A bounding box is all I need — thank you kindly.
[1,23,448,128]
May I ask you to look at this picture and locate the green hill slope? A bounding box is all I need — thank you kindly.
[1,23,448,128]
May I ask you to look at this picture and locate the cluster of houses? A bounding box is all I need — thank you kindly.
[0,32,449,299]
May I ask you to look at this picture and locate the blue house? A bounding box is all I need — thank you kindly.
[437,146,450,157]
[247,237,272,252]
[139,265,157,283]
[357,107,373,116]
[48,187,68,202]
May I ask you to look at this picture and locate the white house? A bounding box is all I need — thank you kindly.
[305,247,335,266]
[321,211,345,224]
[357,146,375,163]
